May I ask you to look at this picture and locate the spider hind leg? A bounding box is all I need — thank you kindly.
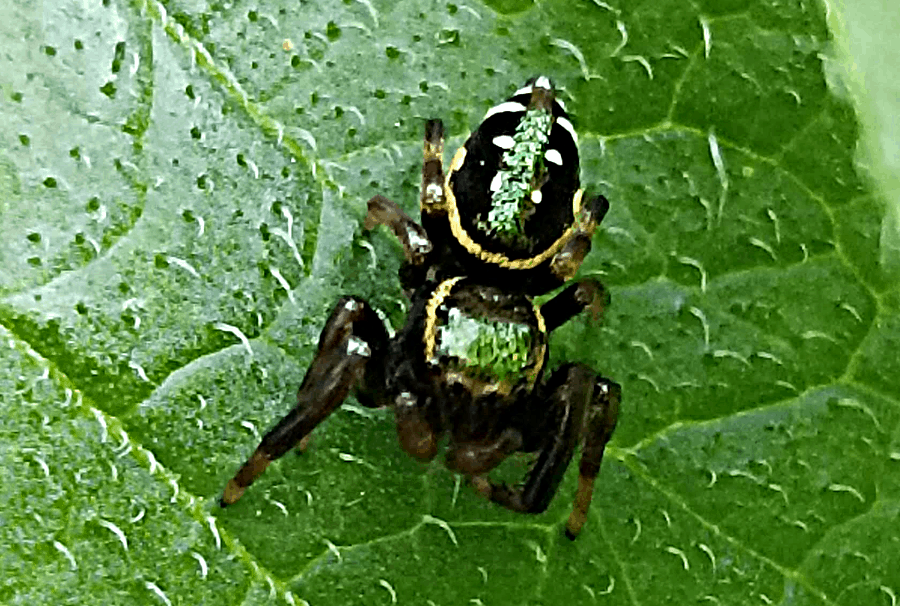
[550,193,610,282]
[364,119,445,266]
[420,119,446,214]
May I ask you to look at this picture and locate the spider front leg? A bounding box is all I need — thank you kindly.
[470,365,590,515]
[220,296,389,506]
[541,274,619,538]
[471,365,619,541]
[566,374,619,539]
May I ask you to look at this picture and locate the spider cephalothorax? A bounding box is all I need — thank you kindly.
[221,77,620,539]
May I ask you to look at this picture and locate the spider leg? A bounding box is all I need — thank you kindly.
[445,427,524,475]
[419,119,446,216]
[394,391,440,461]
[220,296,389,507]
[471,365,590,514]
[566,375,619,539]
[365,195,432,265]
[549,193,610,282]
[471,365,618,541]
[363,120,445,266]
[540,277,609,331]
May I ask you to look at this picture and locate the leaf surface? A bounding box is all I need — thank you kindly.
[1,0,898,604]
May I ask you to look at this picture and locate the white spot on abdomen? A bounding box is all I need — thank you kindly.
[489,172,502,192]
[483,101,526,121]
[544,149,563,165]
[492,135,515,149]
[556,117,578,145]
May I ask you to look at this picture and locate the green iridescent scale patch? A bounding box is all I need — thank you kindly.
[437,308,533,381]
[484,107,552,241]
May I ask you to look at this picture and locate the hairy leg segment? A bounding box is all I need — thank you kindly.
[220,297,388,506]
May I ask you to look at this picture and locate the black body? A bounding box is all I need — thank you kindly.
[221,77,620,540]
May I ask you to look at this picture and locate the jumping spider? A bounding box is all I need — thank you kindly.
[221,76,620,539]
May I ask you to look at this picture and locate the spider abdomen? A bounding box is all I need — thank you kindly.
[441,76,583,271]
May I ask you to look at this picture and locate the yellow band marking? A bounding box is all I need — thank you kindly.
[424,277,464,361]
[443,146,587,270]
[526,304,547,387]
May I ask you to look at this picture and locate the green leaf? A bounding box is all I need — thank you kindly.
[2,0,898,604]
